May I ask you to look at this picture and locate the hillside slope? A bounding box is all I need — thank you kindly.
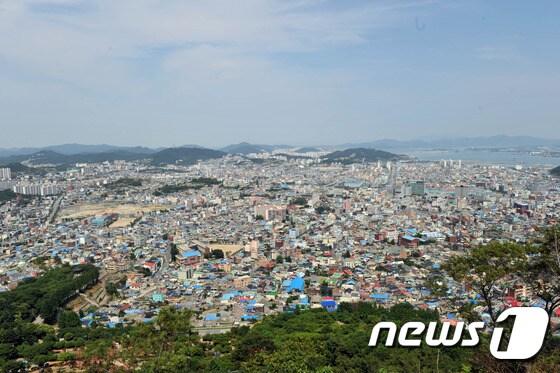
[323,148,403,164]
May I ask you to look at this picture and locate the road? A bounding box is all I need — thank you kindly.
[47,194,64,224]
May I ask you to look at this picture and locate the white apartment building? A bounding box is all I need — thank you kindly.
[0,168,11,181]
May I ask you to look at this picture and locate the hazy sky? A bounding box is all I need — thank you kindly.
[0,0,559,148]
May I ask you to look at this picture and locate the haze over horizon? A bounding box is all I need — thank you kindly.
[1,134,560,153]
[1,0,559,148]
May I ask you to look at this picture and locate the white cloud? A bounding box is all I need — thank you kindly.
[0,0,428,113]
[10,0,529,147]
[0,0,423,79]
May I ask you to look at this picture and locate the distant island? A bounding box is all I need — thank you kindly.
[323,148,404,164]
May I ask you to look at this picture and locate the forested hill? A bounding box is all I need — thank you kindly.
[0,264,100,371]
[0,146,226,167]
[323,148,404,164]
[46,303,479,372]
[149,147,225,165]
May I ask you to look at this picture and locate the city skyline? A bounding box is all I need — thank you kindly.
[1,0,560,147]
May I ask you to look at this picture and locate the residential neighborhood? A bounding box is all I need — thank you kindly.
[1,154,559,336]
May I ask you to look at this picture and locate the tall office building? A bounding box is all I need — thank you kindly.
[457,185,468,200]
[410,180,425,196]
[386,162,398,195]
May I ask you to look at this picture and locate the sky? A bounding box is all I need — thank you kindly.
[0,0,559,148]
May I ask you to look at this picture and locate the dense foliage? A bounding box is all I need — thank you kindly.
[0,264,100,371]
[154,184,192,195]
[82,303,560,373]
[290,196,308,206]
[154,177,222,195]
[190,177,222,186]
[105,178,143,189]
[227,303,472,373]
[0,264,99,325]
[0,190,18,204]
[71,303,477,373]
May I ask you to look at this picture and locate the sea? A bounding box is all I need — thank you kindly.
[393,148,560,168]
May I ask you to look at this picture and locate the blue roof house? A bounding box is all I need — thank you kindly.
[370,293,391,304]
[283,277,305,293]
[320,299,337,312]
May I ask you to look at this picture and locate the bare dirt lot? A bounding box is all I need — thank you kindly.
[58,202,168,223]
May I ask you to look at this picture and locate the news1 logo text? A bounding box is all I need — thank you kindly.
[369,307,549,360]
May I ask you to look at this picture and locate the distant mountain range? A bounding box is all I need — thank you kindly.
[323,148,404,164]
[0,146,402,168]
[2,135,559,159]
[1,135,559,167]
[0,143,159,158]
[0,147,225,168]
[551,166,560,176]
[1,150,144,166]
